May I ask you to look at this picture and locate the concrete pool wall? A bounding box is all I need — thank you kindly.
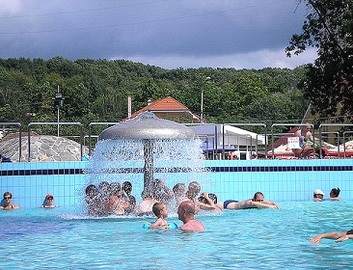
[0,159,352,208]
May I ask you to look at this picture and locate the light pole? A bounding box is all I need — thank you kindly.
[200,76,211,123]
[54,86,64,137]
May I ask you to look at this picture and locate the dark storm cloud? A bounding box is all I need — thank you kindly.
[0,0,315,69]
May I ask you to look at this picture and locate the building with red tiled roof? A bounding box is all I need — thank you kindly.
[128,96,200,123]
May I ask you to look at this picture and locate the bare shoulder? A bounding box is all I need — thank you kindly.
[181,220,205,232]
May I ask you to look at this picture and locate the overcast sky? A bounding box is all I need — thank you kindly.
[0,0,316,70]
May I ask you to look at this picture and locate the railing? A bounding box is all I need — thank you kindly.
[2,121,353,162]
[318,124,353,158]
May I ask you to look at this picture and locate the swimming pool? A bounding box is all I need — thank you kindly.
[1,201,352,269]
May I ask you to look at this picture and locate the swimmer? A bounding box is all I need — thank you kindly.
[105,182,131,215]
[329,187,341,201]
[41,194,56,208]
[309,230,353,243]
[134,190,158,217]
[313,189,324,201]
[149,202,169,229]
[177,201,205,232]
[1,192,20,210]
[172,182,188,209]
[185,181,202,213]
[198,193,222,212]
[216,192,280,210]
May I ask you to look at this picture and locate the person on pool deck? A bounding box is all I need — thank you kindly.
[216,192,280,210]
[177,200,205,232]
[41,194,56,208]
[148,202,169,229]
[329,187,341,201]
[309,229,353,243]
[1,192,20,210]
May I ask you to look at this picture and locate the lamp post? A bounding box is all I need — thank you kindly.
[54,86,64,137]
[200,76,211,123]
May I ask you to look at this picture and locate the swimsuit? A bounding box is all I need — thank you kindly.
[223,200,239,209]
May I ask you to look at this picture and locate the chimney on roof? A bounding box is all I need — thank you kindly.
[148,99,152,105]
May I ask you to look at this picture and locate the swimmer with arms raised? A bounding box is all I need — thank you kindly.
[177,200,205,232]
[216,192,280,210]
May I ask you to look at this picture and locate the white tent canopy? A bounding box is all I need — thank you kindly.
[187,124,265,152]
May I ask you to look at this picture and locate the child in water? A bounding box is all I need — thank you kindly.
[148,202,169,229]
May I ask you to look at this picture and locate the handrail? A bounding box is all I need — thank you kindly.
[318,124,353,159]
[87,122,119,156]
[320,131,340,157]
[0,122,22,162]
[27,122,83,162]
[343,131,353,158]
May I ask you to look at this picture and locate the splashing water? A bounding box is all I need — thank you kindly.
[83,112,211,215]
[86,138,209,185]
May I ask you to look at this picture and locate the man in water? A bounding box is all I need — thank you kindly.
[216,192,280,210]
[177,201,205,232]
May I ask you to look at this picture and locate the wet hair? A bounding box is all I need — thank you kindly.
[188,181,201,193]
[3,191,12,199]
[152,202,165,217]
[198,196,207,204]
[330,188,340,197]
[122,181,132,193]
[253,192,264,200]
[110,182,122,195]
[173,183,186,195]
[198,193,218,204]
[208,193,218,203]
[98,181,110,195]
[141,190,154,199]
[85,184,97,195]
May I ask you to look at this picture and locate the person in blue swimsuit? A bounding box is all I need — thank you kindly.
[216,192,280,210]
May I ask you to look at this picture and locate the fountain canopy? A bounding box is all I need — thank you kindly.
[99,112,195,140]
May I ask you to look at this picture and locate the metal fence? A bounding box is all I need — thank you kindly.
[1,121,353,161]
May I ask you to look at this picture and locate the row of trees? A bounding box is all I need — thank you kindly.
[0,56,308,136]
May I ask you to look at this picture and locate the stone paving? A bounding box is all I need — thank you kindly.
[0,135,88,162]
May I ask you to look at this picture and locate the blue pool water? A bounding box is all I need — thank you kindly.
[1,201,353,269]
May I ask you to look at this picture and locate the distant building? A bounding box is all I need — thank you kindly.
[128,96,200,123]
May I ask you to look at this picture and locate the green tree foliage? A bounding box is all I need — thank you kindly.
[286,0,353,122]
[0,57,307,135]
